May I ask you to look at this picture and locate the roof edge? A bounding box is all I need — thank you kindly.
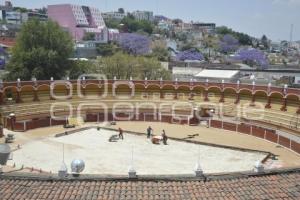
[1,167,300,182]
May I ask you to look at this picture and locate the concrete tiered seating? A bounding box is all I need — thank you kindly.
[1,87,299,131]
[20,92,34,103]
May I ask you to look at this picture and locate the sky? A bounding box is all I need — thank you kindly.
[9,0,300,41]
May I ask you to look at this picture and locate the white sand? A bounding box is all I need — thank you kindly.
[8,128,267,175]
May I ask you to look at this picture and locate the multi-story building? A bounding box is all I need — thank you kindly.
[173,22,193,32]
[102,12,126,21]
[132,10,153,21]
[0,1,19,24]
[154,15,169,22]
[48,4,108,42]
[108,29,120,41]
[0,1,13,12]
[3,11,22,24]
[21,12,48,23]
[192,22,216,34]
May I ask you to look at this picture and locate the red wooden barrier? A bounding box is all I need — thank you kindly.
[279,136,290,148]
[223,122,236,132]
[211,120,222,128]
[252,126,265,139]
[291,141,300,154]
[265,130,278,143]
[238,123,251,134]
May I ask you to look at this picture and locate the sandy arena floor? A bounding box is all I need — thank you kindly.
[3,121,300,174]
[8,128,267,175]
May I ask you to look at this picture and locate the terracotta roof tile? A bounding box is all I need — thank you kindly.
[1,170,300,200]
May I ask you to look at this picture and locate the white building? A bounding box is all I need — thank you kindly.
[108,29,119,41]
[132,11,153,21]
[0,10,22,24]
[102,12,126,21]
[194,69,240,82]
[173,67,203,81]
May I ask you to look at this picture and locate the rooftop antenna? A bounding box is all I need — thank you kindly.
[58,144,68,178]
[128,145,137,178]
[194,146,203,177]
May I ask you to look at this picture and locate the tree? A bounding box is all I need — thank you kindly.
[138,57,171,80]
[175,32,188,42]
[176,49,204,61]
[120,16,154,34]
[96,43,120,57]
[150,46,170,61]
[6,19,74,80]
[13,7,28,13]
[150,40,170,61]
[202,34,219,57]
[104,18,121,29]
[261,35,269,50]
[216,26,253,46]
[118,33,150,55]
[219,34,239,54]
[92,52,171,80]
[234,48,269,69]
[118,8,125,14]
[172,19,183,25]
[37,7,47,14]
[68,60,93,79]
[82,32,95,41]
[237,33,252,46]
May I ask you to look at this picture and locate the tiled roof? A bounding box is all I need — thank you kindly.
[1,169,300,200]
[0,37,16,48]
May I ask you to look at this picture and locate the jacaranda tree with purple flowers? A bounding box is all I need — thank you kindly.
[118,33,150,55]
[234,48,269,69]
[176,49,204,61]
[219,34,239,54]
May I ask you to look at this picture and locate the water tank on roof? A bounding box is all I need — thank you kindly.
[0,144,11,165]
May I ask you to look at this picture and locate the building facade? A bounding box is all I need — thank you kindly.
[102,12,126,21]
[0,1,12,12]
[192,22,216,34]
[0,10,22,24]
[21,12,48,23]
[132,10,153,21]
[48,4,108,42]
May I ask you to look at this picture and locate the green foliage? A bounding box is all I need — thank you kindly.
[121,16,154,34]
[201,34,219,58]
[13,7,28,13]
[68,60,93,79]
[180,42,197,51]
[261,35,269,50]
[118,8,125,14]
[96,42,120,57]
[91,52,171,80]
[36,7,47,14]
[175,32,188,42]
[216,26,253,46]
[105,16,154,35]
[150,46,170,61]
[82,32,96,41]
[0,19,6,24]
[105,18,121,29]
[6,19,74,81]
[172,19,183,25]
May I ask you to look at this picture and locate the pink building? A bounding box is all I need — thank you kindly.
[48,4,108,42]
